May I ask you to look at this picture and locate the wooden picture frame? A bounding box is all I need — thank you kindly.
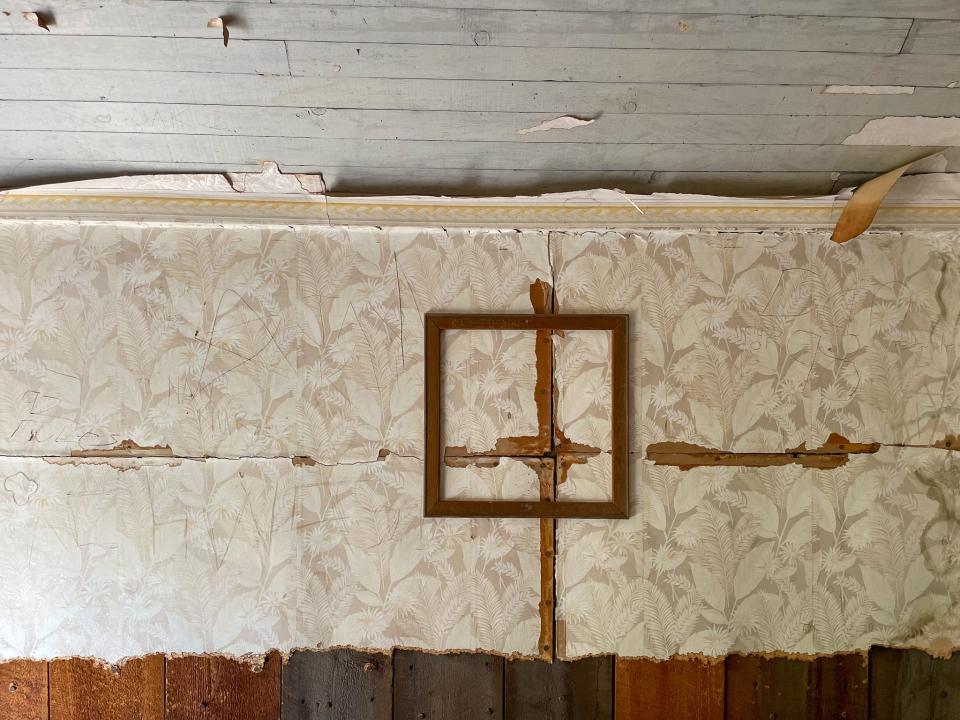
[424,313,629,519]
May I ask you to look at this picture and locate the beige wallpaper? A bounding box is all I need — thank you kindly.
[0,219,957,661]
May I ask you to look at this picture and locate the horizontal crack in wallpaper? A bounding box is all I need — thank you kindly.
[0,220,958,661]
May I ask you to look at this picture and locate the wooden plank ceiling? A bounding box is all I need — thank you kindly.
[0,0,958,196]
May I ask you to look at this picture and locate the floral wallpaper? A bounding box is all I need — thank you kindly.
[553,229,960,659]
[0,218,958,661]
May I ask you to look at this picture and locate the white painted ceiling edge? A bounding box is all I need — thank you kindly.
[2,162,960,229]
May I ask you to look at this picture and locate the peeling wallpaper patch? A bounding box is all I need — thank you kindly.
[1,219,960,661]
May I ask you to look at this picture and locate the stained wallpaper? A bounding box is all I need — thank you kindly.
[0,219,958,661]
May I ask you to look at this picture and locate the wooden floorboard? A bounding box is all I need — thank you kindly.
[615,657,724,720]
[281,649,392,720]
[0,659,49,720]
[166,652,281,720]
[505,656,613,720]
[48,656,164,720]
[393,650,504,720]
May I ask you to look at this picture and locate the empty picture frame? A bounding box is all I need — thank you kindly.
[424,312,629,519]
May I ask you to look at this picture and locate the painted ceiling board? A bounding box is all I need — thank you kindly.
[0,103,887,145]
[0,4,913,53]
[285,44,960,86]
[0,132,952,173]
[3,72,957,118]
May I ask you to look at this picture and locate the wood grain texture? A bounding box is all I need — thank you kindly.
[725,655,811,720]
[909,20,960,54]
[870,648,960,720]
[266,0,960,20]
[810,655,868,720]
[0,3,912,53]
[393,651,503,720]
[615,657,723,720]
[0,660,48,720]
[286,43,960,86]
[0,102,876,145]
[0,36,287,73]
[281,649,391,720]
[49,656,163,720]
[2,72,955,117]
[166,652,281,720]
[0,133,952,172]
[505,656,613,720]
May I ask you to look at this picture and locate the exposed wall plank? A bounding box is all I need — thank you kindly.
[725,655,811,720]
[281,649,391,720]
[0,161,848,197]
[0,660,48,720]
[49,656,164,720]
[811,655,868,720]
[615,657,723,720]
[166,653,281,720]
[505,656,613,720]
[870,648,960,720]
[0,72,952,117]
[0,102,877,145]
[286,44,960,86]
[723,654,866,720]
[0,36,287,74]
[0,4,911,53]
[265,0,960,20]
[909,20,960,55]
[0,133,951,172]
[393,651,503,720]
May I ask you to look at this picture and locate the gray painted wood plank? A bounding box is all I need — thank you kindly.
[909,20,960,55]
[287,44,960,86]
[0,161,847,197]
[393,651,503,720]
[870,648,960,720]
[1,72,954,117]
[0,102,877,145]
[281,649,391,720]
[0,132,952,172]
[0,3,911,53]
[266,0,960,21]
[0,35,287,73]
[505,657,613,720]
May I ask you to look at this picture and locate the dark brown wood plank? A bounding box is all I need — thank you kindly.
[811,654,867,720]
[725,655,811,720]
[166,652,280,720]
[393,651,503,720]
[506,656,612,720]
[281,649,391,720]
[615,657,723,720]
[0,660,48,720]
[49,656,163,720]
[871,647,960,720]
